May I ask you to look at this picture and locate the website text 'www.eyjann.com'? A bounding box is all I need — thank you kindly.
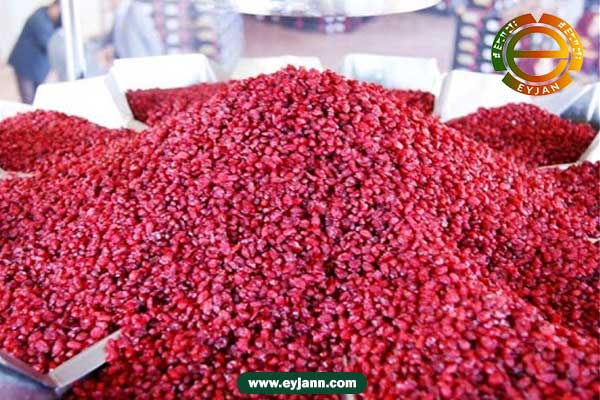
[237,372,367,395]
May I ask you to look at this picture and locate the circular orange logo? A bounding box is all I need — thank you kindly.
[491,13,584,96]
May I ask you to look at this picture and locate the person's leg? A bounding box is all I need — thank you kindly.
[16,76,36,104]
[31,80,42,103]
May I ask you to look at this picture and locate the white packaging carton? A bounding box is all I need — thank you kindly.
[0,101,36,121]
[434,70,531,122]
[111,54,217,91]
[33,74,147,131]
[339,54,442,94]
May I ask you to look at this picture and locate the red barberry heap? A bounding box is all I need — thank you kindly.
[0,110,135,173]
[538,162,600,238]
[447,103,596,167]
[126,82,228,126]
[389,88,435,114]
[0,67,597,399]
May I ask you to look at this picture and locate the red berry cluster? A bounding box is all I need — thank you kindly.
[0,67,597,399]
[389,88,435,114]
[0,110,134,173]
[538,162,600,238]
[127,83,434,128]
[126,82,228,126]
[447,103,596,167]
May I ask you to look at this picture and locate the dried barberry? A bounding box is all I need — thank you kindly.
[0,67,597,399]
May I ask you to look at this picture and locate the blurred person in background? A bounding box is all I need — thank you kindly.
[47,0,163,83]
[76,0,164,74]
[8,1,62,104]
[48,29,110,81]
[105,0,164,60]
[48,29,68,81]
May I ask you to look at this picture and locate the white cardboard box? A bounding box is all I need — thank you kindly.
[434,70,531,122]
[111,54,217,91]
[339,54,442,94]
[0,100,36,122]
[33,74,147,131]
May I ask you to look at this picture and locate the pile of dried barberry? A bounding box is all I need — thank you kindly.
[389,88,435,114]
[447,103,596,167]
[126,82,228,126]
[0,110,135,172]
[0,67,597,399]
